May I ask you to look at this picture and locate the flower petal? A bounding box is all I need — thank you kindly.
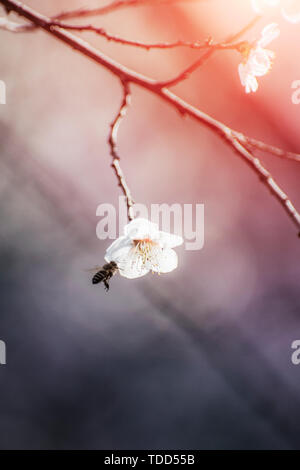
[239,63,259,93]
[151,248,178,274]
[105,241,149,278]
[251,0,265,13]
[258,23,280,48]
[246,75,259,93]
[252,0,280,14]
[238,63,248,86]
[248,48,273,76]
[281,3,300,23]
[105,235,132,262]
[156,231,184,249]
[124,218,159,240]
[118,250,150,279]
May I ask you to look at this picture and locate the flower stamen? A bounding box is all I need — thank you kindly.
[133,238,160,268]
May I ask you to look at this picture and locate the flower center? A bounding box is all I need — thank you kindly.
[237,41,253,62]
[133,238,159,266]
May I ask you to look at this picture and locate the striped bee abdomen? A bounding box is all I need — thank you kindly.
[92,269,108,284]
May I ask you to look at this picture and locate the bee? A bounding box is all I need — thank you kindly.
[90,261,119,291]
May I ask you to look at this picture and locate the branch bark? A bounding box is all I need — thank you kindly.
[39,21,250,52]
[109,81,135,221]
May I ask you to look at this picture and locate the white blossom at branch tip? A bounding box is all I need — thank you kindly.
[104,218,183,279]
[281,1,300,23]
[238,23,280,94]
[251,0,300,23]
[251,0,280,14]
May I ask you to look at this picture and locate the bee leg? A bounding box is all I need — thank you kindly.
[104,280,110,291]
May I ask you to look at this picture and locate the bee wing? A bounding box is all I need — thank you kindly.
[85,266,103,273]
[85,263,121,275]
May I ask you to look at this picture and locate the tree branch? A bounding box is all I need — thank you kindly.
[158,88,300,231]
[235,132,300,163]
[109,80,135,221]
[161,15,260,88]
[1,0,299,235]
[43,20,249,53]
[0,9,251,57]
[1,0,208,34]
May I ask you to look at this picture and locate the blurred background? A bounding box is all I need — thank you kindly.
[0,0,300,450]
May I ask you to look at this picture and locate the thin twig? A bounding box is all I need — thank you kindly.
[229,135,300,229]
[158,88,300,232]
[46,20,248,52]
[0,10,249,56]
[0,0,207,33]
[234,132,300,163]
[161,15,261,88]
[1,0,299,235]
[109,80,135,221]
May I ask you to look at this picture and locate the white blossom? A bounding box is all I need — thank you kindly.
[104,218,183,279]
[251,0,300,23]
[238,23,280,93]
[252,0,280,13]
